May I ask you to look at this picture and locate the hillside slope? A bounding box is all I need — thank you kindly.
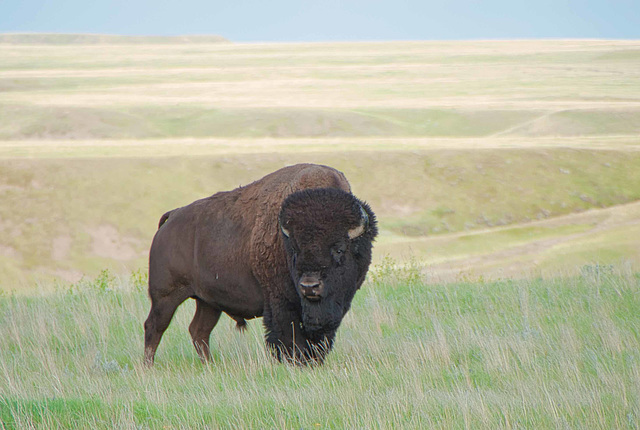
[1,38,639,288]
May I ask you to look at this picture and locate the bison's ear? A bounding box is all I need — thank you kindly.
[348,204,369,239]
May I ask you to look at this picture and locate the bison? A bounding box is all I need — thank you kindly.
[144,163,377,365]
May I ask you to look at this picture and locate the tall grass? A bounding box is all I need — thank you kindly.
[1,265,639,428]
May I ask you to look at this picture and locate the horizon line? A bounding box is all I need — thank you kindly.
[2,32,639,44]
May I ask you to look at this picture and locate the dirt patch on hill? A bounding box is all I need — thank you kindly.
[47,269,84,283]
[0,244,20,259]
[51,235,72,261]
[87,225,143,261]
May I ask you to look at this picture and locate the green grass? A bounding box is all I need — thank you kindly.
[537,223,640,272]
[2,104,640,140]
[379,222,594,263]
[0,105,547,140]
[1,266,639,428]
[506,109,640,137]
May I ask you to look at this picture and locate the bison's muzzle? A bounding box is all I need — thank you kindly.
[299,274,324,301]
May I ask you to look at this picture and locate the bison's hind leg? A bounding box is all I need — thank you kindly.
[189,298,222,363]
[144,287,191,366]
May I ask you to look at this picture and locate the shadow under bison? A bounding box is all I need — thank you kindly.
[144,163,377,365]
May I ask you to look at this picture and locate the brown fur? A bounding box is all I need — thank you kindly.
[144,163,372,365]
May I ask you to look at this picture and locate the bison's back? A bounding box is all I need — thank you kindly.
[148,164,351,314]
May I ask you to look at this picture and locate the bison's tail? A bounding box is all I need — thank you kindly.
[158,210,174,229]
[233,317,248,332]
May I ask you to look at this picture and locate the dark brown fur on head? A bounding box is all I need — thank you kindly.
[280,188,377,242]
[279,188,377,342]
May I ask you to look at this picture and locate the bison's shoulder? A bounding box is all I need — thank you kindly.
[244,164,351,297]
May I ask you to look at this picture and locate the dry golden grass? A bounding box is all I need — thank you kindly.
[1,38,639,288]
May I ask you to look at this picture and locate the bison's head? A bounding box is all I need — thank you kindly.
[279,188,377,341]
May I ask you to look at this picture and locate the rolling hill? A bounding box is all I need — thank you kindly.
[1,37,639,288]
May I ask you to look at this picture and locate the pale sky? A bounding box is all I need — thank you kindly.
[1,0,639,42]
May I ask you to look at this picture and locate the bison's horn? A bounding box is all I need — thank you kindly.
[280,224,291,238]
[348,204,369,239]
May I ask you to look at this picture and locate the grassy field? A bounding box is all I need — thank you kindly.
[2,36,640,428]
[1,266,639,428]
[1,37,640,288]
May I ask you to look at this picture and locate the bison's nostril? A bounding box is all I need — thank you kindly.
[299,277,323,299]
[301,285,319,295]
[300,280,320,289]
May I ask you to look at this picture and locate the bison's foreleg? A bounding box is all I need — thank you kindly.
[263,301,308,364]
[189,298,222,363]
[302,331,336,364]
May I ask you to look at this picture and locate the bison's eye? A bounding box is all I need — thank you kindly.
[331,244,346,263]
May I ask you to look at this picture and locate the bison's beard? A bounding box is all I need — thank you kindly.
[300,298,346,341]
